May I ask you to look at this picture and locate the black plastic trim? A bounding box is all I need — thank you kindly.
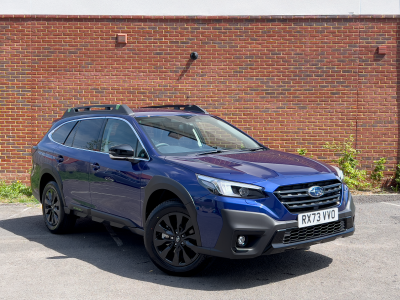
[32,188,40,202]
[39,166,65,205]
[263,227,354,255]
[62,104,134,119]
[267,216,353,250]
[143,175,202,246]
[185,198,355,259]
[142,104,208,114]
[68,203,143,235]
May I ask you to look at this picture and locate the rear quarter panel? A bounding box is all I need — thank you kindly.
[31,132,61,202]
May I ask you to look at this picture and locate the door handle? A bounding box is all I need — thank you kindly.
[91,162,100,171]
[57,155,64,163]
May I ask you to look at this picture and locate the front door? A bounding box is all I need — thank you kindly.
[89,118,147,226]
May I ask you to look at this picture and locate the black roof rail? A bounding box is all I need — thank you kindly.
[142,104,208,114]
[61,104,134,119]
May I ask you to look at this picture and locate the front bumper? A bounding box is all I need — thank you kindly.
[187,194,355,259]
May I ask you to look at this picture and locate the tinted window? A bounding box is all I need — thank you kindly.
[101,119,139,155]
[64,121,80,147]
[72,119,104,151]
[136,141,148,159]
[51,121,77,144]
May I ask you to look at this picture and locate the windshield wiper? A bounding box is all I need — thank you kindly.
[195,149,228,156]
[238,146,268,152]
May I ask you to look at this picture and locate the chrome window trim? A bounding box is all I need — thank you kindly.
[48,116,150,162]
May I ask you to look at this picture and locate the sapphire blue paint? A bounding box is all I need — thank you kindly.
[89,151,144,226]
[31,107,355,256]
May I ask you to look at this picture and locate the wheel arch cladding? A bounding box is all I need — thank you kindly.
[39,169,65,207]
[145,189,181,220]
[40,173,56,202]
[143,175,202,247]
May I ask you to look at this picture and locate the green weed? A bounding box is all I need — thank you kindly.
[370,157,386,185]
[322,135,370,190]
[297,148,313,158]
[0,180,39,204]
[297,148,307,156]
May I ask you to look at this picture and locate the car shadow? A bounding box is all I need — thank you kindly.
[0,214,333,291]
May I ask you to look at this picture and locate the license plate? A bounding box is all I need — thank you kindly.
[298,208,338,228]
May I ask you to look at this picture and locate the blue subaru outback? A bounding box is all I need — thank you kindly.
[31,104,355,276]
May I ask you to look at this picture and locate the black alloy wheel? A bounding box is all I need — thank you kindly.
[153,212,199,267]
[42,181,76,234]
[44,187,60,227]
[144,200,213,276]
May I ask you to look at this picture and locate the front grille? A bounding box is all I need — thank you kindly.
[273,179,342,213]
[282,219,346,244]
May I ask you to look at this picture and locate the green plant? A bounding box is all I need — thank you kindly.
[0,180,33,199]
[391,163,400,192]
[297,148,313,158]
[395,164,400,186]
[370,157,386,185]
[297,148,307,156]
[323,135,370,190]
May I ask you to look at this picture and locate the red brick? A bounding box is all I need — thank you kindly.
[0,15,399,184]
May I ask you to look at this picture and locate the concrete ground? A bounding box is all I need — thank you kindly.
[0,196,399,300]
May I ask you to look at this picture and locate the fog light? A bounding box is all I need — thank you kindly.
[237,235,247,247]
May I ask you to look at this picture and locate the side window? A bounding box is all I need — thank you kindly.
[72,119,104,151]
[64,121,80,147]
[51,121,77,144]
[136,141,148,159]
[101,119,141,156]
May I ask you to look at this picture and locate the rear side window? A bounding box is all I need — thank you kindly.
[51,121,77,144]
[72,119,105,151]
[64,121,80,147]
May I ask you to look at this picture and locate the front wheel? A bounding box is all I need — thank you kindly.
[144,200,213,276]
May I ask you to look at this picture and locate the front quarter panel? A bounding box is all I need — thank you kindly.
[141,157,211,210]
[142,157,215,246]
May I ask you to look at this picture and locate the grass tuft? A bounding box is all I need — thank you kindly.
[0,180,39,204]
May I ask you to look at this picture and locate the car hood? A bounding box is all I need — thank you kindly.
[164,149,337,184]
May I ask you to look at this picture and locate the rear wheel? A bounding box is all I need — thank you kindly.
[144,200,213,276]
[42,181,76,234]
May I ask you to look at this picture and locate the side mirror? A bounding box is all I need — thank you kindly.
[109,144,136,161]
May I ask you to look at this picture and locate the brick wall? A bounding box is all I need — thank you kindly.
[0,15,398,184]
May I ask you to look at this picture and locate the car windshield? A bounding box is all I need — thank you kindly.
[135,114,261,155]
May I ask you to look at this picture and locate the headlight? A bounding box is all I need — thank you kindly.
[332,166,344,181]
[197,174,265,199]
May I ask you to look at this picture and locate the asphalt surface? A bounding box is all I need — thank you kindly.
[0,196,399,300]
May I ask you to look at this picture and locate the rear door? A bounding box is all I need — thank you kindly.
[55,118,105,209]
[89,118,148,226]
[31,122,77,198]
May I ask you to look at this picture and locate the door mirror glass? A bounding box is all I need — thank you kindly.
[109,144,135,160]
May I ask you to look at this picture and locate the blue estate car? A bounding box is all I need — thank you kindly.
[31,104,355,276]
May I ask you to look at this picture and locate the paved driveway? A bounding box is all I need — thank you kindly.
[0,196,399,300]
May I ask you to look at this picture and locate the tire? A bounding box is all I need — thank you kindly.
[42,181,76,234]
[144,200,213,276]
